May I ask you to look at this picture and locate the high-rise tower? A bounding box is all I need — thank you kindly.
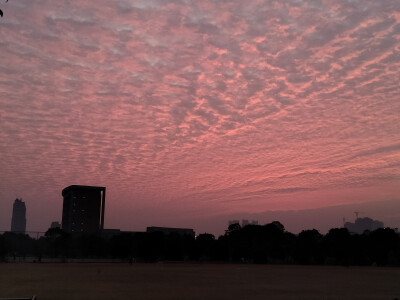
[61,185,106,233]
[11,198,26,234]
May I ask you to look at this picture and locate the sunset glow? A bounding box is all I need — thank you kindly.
[1,0,400,235]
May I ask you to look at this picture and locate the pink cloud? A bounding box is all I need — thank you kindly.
[0,0,399,235]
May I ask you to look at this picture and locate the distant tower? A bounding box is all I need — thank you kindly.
[11,198,26,234]
[61,185,106,233]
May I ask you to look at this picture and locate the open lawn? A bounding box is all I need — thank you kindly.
[0,263,399,300]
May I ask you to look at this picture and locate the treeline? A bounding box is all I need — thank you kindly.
[1,222,400,266]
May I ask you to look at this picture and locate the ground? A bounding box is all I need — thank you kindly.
[0,263,399,300]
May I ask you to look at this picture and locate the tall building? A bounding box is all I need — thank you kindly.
[61,185,106,233]
[11,198,26,234]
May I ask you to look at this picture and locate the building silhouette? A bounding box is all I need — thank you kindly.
[11,198,26,234]
[146,226,195,238]
[241,219,259,227]
[62,185,106,233]
[229,219,258,228]
[344,217,384,234]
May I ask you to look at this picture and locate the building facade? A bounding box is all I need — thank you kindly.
[61,185,106,233]
[11,198,26,234]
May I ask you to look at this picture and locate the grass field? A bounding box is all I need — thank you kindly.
[0,263,399,300]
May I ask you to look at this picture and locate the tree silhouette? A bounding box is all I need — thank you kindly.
[1,223,399,265]
[195,233,216,261]
[368,228,400,265]
[323,228,351,265]
[226,222,241,235]
[0,234,7,261]
[44,227,70,258]
[295,229,323,264]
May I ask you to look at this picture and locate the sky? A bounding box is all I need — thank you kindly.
[1,0,400,236]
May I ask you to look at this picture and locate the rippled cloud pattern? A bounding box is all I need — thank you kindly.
[1,0,400,232]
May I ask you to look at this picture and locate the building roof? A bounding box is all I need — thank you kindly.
[146,226,195,237]
[62,185,106,196]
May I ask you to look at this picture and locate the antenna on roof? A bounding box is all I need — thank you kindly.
[354,211,360,220]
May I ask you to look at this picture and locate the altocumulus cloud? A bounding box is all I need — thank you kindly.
[0,0,399,233]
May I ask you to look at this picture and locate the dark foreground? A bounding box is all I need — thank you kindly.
[1,263,399,300]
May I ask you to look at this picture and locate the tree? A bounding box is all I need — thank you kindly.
[271,221,285,232]
[226,222,241,235]
[44,227,70,258]
[262,222,286,263]
[295,229,323,264]
[0,233,7,261]
[323,228,351,265]
[368,228,400,266]
[1,232,35,260]
[195,233,216,261]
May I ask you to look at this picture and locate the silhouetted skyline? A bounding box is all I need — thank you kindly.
[2,220,400,267]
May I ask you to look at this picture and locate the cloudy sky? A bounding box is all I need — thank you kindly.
[1,0,400,235]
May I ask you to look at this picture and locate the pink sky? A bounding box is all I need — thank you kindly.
[1,0,400,236]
